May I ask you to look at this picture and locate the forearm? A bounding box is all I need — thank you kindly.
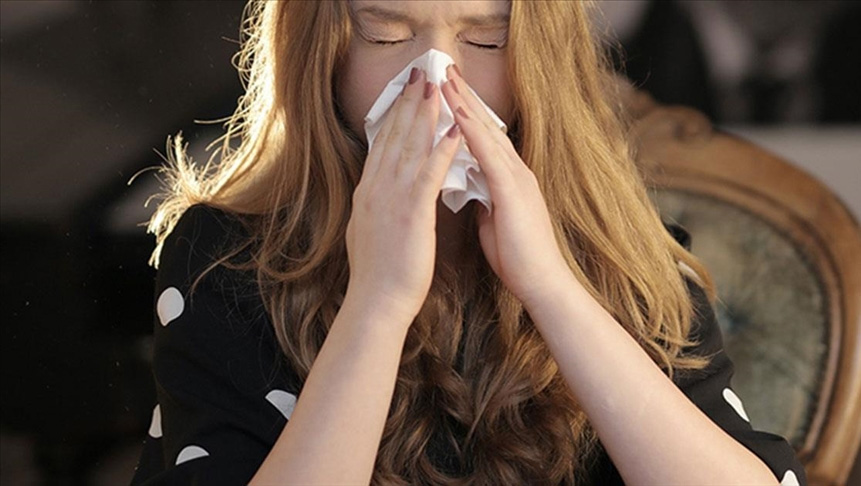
[523,273,778,486]
[250,294,411,486]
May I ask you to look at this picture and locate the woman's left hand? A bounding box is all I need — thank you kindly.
[441,64,573,308]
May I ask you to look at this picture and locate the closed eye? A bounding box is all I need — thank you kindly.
[371,39,502,50]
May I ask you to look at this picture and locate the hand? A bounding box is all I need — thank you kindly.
[345,68,464,323]
[440,65,572,308]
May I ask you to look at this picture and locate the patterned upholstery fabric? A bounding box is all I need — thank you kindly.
[655,189,829,448]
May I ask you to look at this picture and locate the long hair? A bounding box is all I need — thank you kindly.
[146,1,715,484]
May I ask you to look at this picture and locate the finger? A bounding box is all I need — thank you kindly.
[412,123,463,204]
[451,103,517,200]
[399,80,440,182]
[363,87,407,182]
[446,64,507,138]
[443,65,521,164]
[377,68,427,182]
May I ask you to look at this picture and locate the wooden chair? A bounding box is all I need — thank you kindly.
[624,86,861,486]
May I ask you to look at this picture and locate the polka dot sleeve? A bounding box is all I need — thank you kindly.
[673,277,808,486]
[130,205,302,485]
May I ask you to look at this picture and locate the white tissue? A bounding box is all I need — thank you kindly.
[363,48,508,214]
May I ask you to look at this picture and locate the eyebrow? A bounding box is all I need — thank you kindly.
[354,5,510,27]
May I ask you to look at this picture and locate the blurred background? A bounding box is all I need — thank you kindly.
[0,1,858,485]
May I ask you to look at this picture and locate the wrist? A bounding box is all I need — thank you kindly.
[340,286,418,335]
[520,269,589,318]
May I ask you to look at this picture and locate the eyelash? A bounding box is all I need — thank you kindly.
[372,39,501,50]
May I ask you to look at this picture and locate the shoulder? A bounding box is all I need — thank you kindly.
[150,204,298,437]
[153,203,266,369]
[159,204,249,279]
[155,204,259,305]
[153,202,268,349]
[136,205,299,484]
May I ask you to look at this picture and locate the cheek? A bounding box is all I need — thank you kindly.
[474,66,514,125]
[339,49,407,136]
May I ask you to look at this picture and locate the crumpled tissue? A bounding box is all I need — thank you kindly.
[363,48,507,214]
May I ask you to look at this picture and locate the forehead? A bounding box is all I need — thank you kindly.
[350,0,511,27]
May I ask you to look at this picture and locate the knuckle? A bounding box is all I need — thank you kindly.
[387,122,405,142]
[360,196,375,213]
[401,137,421,159]
[386,117,405,142]
[352,186,376,213]
[394,209,413,228]
[419,97,436,115]
[414,165,436,186]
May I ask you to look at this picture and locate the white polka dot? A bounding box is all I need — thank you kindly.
[780,470,800,486]
[722,388,750,422]
[148,404,162,439]
[175,445,209,465]
[157,287,184,326]
[265,389,298,420]
[677,260,703,285]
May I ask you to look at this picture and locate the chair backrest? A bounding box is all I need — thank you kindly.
[626,88,861,486]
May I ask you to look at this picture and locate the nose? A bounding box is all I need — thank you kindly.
[419,35,463,78]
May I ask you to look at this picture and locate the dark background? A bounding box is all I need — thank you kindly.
[1,1,858,484]
[1,2,246,484]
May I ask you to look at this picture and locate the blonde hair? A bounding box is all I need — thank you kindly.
[147,1,716,483]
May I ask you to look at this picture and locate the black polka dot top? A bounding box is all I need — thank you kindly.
[130,204,806,485]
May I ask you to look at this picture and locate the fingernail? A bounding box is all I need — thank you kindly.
[455,106,469,120]
[453,64,463,78]
[449,78,460,95]
[446,124,461,138]
[408,67,420,85]
[423,81,434,100]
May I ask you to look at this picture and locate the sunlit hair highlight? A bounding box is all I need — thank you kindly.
[146,1,716,484]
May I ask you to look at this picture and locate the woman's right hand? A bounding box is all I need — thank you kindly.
[345,67,463,325]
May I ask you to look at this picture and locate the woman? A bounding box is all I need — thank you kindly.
[131,1,805,485]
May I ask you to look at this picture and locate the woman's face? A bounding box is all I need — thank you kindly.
[337,0,514,141]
